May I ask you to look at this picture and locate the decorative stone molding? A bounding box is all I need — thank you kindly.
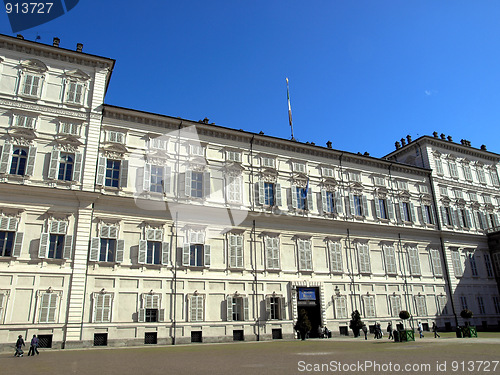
[0,99,89,120]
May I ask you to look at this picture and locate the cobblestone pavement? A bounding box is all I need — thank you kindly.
[2,336,499,375]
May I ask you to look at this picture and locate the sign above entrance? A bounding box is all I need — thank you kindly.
[298,288,316,300]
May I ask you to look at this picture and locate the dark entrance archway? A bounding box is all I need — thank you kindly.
[296,287,322,338]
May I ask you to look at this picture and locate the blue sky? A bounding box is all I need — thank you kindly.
[2,1,500,157]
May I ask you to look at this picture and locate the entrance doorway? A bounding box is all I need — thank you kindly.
[296,287,322,338]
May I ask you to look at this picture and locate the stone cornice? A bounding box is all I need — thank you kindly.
[0,98,99,120]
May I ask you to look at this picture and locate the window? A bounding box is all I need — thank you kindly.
[0,291,7,322]
[321,190,343,215]
[10,147,28,175]
[108,131,125,144]
[434,159,444,175]
[189,295,204,322]
[441,206,455,227]
[266,295,286,320]
[189,144,204,157]
[21,73,43,97]
[182,231,210,267]
[469,254,478,277]
[484,253,494,277]
[454,189,463,199]
[185,171,210,198]
[383,245,397,275]
[349,194,368,217]
[139,294,164,323]
[363,295,376,318]
[439,186,448,197]
[227,295,249,321]
[437,295,448,315]
[448,161,459,178]
[228,233,243,268]
[89,225,124,263]
[493,297,500,315]
[265,236,280,270]
[297,238,313,271]
[414,295,427,316]
[374,176,385,186]
[96,157,129,189]
[47,150,82,182]
[258,181,282,207]
[421,204,435,225]
[430,249,443,277]
[59,122,80,136]
[93,293,112,323]
[399,201,415,222]
[349,172,361,182]
[226,150,242,163]
[477,296,485,314]
[292,162,306,173]
[460,296,468,310]
[150,165,165,193]
[292,186,312,211]
[462,164,473,181]
[329,241,343,273]
[226,175,242,203]
[458,208,472,229]
[261,157,275,168]
[419,184,429,194]
[451,250,463,277]
[142,163,171,194]
[488,213,499,229]
[139,229,169,266]
[477,167,487,184]
[38,292,58,323]
[334,296,348,319]
[65,81,85,104]
[0,216,22,258]
[469,191,478,202]
[476,211,487,230]
[389,295,402,317]
[322,167,334,178]
[483,195,492,204]
[38,220,73,260]
[357,243,371,274]
[58,153,74,181]
[149,137,167,151]
[490,169,500,187]
[397,180,408,190]
[14,114,36,129]
[407,246,421,276]
[374,197,393,220]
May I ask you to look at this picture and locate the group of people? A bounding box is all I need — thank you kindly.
[360,321,440,340]
[317,325,330,338]
[14,335,40,357]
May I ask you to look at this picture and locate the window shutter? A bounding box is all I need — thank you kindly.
[409,203,416,222]
[275,183,282,206]
[100,225,109,238]
[94,294,103,322]
[280,297,286,320]
[243,297,249,321]
[120,160,128,189]
[115,239,125,263]
[138,240,147,264]
[307,189,314,211]
[71,152,83,182]
[464,209,472,228]
[361,195,369,217]
[457,210,464,228]
[63,235,73,260]
[138,308,145,322]
[265,297,271,320]
[25,146,37,176]
[335,191,343,214]
[421,205,429,224]
[387,199,395,221]
[184,171,192,197]
[298,240,306,270]
[47,293,57,322]
[291,185,298,209]
[103,294,112,322]
[0,143,12,174]
[182,243,190,266]
[321,189,328,213]
[203,172,211,198]
[450,208,458,227]
[257,181,265,205]
[39,294,50,322]
[440,206,447,226]
[96,157,106,185]
[374,197,381,218]
[143,163,151,192]
[349,193,355,216]
[158,308,165,322]
[12,232,23,257]
[48,149,60,179]
[163,166,171,194]
[89,237,100,261]
[161,242,170,265]
[226,296,233,321]
[398,203,405,223]
[38,232,49,258]
[204,244,211,267]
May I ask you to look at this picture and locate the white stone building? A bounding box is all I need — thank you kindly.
[0,34,498,350]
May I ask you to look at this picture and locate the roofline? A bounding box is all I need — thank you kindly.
[384,135,500,161]
[103,104,432,175]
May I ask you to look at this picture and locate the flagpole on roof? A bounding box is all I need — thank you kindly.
[286,77,295,141]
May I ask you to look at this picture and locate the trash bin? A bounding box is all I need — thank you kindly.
[456,328,462,338]
[393,330,400,342]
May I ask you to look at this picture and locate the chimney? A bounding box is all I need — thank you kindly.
[311,142,315,146]
[53,37,60,47]
[401,138,406,146]
[433,131,438,138]
[395,141,401,150]
[481,145,487,151]
[440,133,446,140]
[447,135,453,142]
[76,43,83,52]
[16,34,24,39]
[326,141,332,149]
[364,152,370,156]
[406,135,412,143]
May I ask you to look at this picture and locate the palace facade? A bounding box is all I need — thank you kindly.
[0,34,499,350]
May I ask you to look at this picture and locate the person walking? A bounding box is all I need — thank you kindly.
[387,322,393,340]
[362,324,368,340]
[418,321,424,338]
[28,334,39,356]
[14,335,25,357]
[432,322,440,338]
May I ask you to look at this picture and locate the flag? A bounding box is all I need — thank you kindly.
[286,77,292,127]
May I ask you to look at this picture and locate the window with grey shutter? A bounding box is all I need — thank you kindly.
[63,235,73,260]
[89,237,100,261]
[203,172,211,198]
[96,156,106,186]
[307,189,313,211]
[161,242,170,265]
[297,239,312,271]
[12,232,23,257]
[335,191,343,215]
[291,185,298,209]
[335,296,347,319]
[415,295,427,316]
[363,295,376,318]
[361,195,369,217]
[329,241,343,273]
[440,207,448,226]
[38,232,49,258]
[374,197,381,218]
[407,247,421,276]
[138,239,147,264]
[390,295,402,317]
[409,203,416,222]
[25,146,36,176]
[190,295,204,322]
[0,143,13,174]
[384,245,397,274]
[93,293,112,323]
[275,183,282,206]
[115,239,125,263]
[204,244,211,267]
[48,149,60,179]
[357,243,371,274]
[39,293,57,323]
[265,237,280,270]
[229,233,243,268]
[429,249,442,276]
[119,160,128,188]
[434,159,444,175]
[451,250,463,277]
